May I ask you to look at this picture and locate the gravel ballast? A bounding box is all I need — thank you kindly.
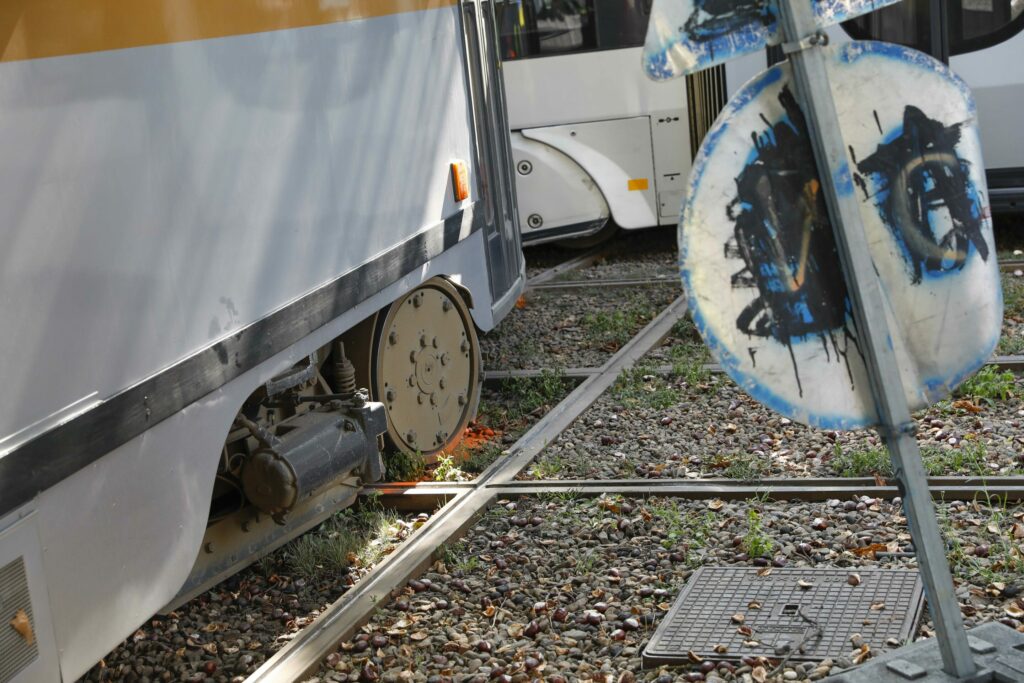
[519,369,1024,481]
[310,494,1024,682]
[480,285,679,372]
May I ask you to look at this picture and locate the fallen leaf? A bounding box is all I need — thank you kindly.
[748,600,763,610]
[1012,523,1024,540]
[686,650,703,664]
[988,523,1000,534]
[483,606,495,617]
[798,579,814,590]
[873,473,886,486]
[848,573,862,587]
[953,399,983,413]
[853,543,888,558]
[1005,604,1024,619]
[870,601,886,611]
[737,626,754,637]
[756,567,773,577]
[514,295,527,310]
[714,644,729,654]
[410,631,429,641]
[707,499,724,511]
[852,644,873,665]
[9,609,33,645]
[507,623,524,638]
[752,665,768,683]
[731,613,745,624]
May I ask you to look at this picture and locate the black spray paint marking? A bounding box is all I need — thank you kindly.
[855,106,989,284]
[684,0,768,50]
[725,85,862,396]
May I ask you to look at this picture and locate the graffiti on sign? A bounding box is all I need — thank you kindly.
[725,85,860,396]
[852,106,991,284]
[680,41,1000,429]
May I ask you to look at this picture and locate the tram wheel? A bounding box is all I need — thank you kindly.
[371,278,481,461]
[554,219,619,250]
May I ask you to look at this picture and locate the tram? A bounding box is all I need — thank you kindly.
[0,2,522,681]
[499,0,1024,248]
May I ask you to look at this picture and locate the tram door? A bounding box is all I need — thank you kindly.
[462,0,524,310]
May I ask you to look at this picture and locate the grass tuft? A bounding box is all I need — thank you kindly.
[959,365,1015,404]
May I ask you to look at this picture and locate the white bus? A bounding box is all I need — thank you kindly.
[498,0,1024,248]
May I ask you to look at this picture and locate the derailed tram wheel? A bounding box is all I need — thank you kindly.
[372,278,481,461]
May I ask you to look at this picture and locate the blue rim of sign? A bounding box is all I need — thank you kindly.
[677,40,1000,430]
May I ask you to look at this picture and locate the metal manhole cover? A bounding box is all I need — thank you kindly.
[643,567,924,666]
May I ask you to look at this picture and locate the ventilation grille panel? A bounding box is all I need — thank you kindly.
[0,557,38,683]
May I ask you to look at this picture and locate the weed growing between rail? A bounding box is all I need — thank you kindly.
[611,366,681,410]
[581,294,658,349]
[383,448,426,482]
[940,491,1024,585]
[279,495,404,581]
[958,365,1016,404]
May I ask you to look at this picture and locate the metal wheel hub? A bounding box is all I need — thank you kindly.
[375,280,479,456]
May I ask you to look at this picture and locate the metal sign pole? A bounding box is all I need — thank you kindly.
[774,0,978,679]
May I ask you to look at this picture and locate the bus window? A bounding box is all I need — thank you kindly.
[497,0,652,61]
[842,0,1024,56]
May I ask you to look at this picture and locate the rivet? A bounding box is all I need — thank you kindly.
[204,542,215,554]
[457,393,466,406]
[420,334,428,348]
[430,394,438,406]
[408,375,416,387]
[432,337,439,348]
[442,300,452,312]
[439,378,447,390]
[406,431,416,443]
[385,388,397,402]
[413,294,423,308]
[461,341,469,353]
[410,350,418,363]
[343,420,356,432]
[440,353,449,366]
[436,431,444,443]
[417,395,424,404]
[388,330,398,345]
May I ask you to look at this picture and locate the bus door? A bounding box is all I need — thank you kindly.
[462,0,524,313]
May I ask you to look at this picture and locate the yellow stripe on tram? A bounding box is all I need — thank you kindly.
[0,0,457,62]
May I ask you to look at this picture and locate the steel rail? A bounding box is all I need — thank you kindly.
[484,354,1024,384]
[524,243,615,288]
[530,276,679,291]
[246,295,690,682]
[362,477,1024,511]
[999,258,1024,272]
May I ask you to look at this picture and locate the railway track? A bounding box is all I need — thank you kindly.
[244,242,1024,682]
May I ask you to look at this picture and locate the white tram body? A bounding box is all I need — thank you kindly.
[500,0,1024,247]
[0,2,523,680]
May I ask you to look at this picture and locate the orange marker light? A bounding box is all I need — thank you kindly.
[451,161,470,202]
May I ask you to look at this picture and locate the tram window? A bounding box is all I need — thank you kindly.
[842,0,1024,56]
[497,0,652,61]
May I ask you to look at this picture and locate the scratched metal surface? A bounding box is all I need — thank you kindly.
[680,41,1001,429]
[642,0,900,79]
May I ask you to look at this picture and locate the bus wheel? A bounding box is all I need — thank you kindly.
[554,219,619,250]
[371,278,481,462]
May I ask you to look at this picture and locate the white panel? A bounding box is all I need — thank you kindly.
[521,117,658,230]
[510,133,609,239]
[503,47,686,130]
[0,7,475,445]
